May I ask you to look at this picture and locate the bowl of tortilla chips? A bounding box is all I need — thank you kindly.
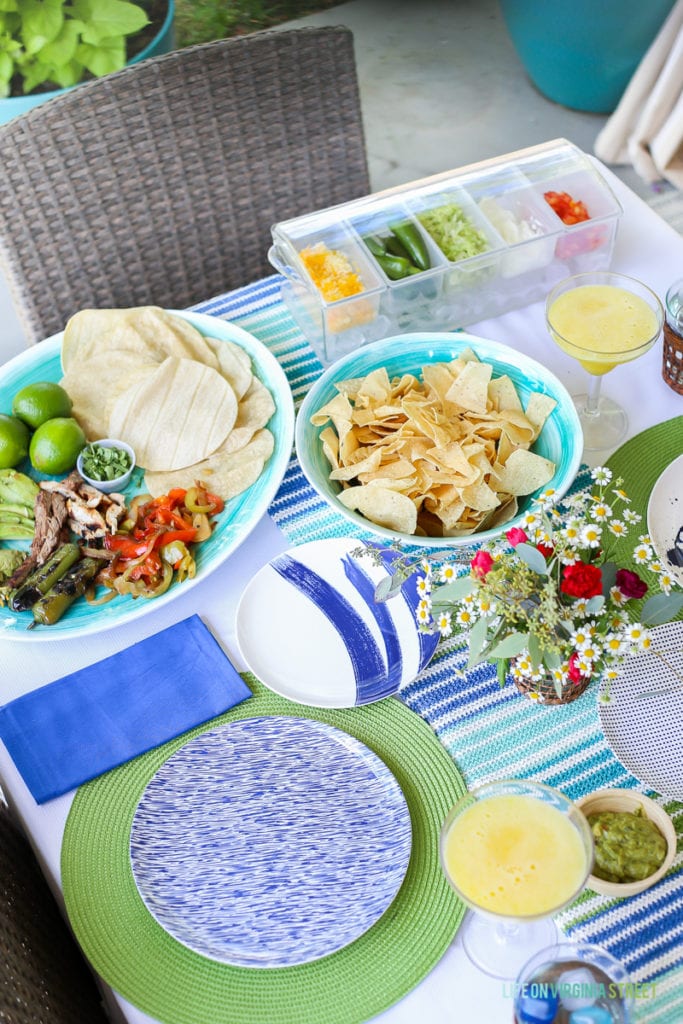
[296,332,582,547]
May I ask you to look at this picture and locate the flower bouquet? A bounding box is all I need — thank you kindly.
[376,467,683,704]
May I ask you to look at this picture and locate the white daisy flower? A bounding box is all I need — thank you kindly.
[436,612,452,637]
[477,595,497,616]
[612,487,630,503]
[648,559,665,574]
[603,633,625,656]
[590,502,612,521]
[416,574,432,596]
[623,508,642,524]
[579,644,601,663]
[623,623,650,649]
[658,573,674,595]
[570,626,593,649]
[581,524,602,548]
[439,563,458,583]
[456,608,474,626]
[638,533,653,547]
[515,655,533,676]
[576,655,593,675]
[573,599,590,617]
[591,466,612,484]
[607,519,627,538]
[609,586,627,605]
[632,544,651,565]
[416,605,432,626]
[521,511,540,530]
[419,558,433,577]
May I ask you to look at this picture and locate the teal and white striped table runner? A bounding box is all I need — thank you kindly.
[196,278,683,1023]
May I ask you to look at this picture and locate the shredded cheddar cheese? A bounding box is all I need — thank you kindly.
[299,242,366,302]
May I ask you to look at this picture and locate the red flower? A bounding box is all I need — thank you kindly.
[615,568,648,600]
[560,562,603,599]
[536,543,554,561]
[471,550,494,579]
[567,652,590,685]
[506,527,527,547]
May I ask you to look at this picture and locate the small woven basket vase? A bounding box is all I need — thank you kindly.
[512,665,592,705]
[662,327,683,394]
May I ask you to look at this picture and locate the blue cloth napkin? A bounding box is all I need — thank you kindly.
[0,615,252,803]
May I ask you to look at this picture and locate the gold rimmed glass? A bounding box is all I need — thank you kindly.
[546,271,663,453]
[440,779,593,980]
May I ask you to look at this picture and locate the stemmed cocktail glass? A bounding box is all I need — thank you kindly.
[440,778,593,980]
[546,271,663,452]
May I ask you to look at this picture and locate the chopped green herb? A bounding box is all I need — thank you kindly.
[80,444,132,482]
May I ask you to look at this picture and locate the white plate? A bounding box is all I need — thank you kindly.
[599,621,683,799]
[129,716,412,968]
[235,537,440,707]
[647,453,683,587]
[0,310,294,639]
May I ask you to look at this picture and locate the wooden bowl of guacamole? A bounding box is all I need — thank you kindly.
[576,790,676,898]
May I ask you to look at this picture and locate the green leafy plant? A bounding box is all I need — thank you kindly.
[0,0,149,98]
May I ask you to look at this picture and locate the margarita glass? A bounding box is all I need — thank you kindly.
[546,271,663,452]
[440,779,593,980]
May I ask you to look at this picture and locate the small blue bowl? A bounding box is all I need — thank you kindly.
[296,331,582,548]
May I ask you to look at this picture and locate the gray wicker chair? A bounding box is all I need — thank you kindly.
[0,27,370,344]
[0,800,109,1023]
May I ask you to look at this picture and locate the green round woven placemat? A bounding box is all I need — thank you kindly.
[605,415,683,613]
[61,676,467,1024]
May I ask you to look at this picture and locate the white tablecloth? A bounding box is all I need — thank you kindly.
[0,162,681,1024]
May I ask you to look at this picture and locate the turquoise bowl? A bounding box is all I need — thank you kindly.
[296,332,582,549]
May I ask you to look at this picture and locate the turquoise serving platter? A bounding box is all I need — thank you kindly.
[296,331,582,548]
[0,310,294,640]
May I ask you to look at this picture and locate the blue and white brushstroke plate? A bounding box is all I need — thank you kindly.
[129,716,412,968]
[235,537,440,707]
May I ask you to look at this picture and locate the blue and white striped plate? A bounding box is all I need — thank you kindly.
[235,537,440,707]
[129,716,412,968]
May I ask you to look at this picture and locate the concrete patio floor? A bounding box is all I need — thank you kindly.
[0,0,665,363]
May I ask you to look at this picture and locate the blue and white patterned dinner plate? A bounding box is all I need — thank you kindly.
[129,716,412,968]
[235,537,440,707]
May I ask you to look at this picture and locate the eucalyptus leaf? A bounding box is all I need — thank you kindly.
[430,575,476,604]
[515,542,549,575]
[601,561,617,595]
[528,632,542,671]
[466,616,490,669]
[488,631,529,659]
[373,576,394,603]
[640,592,683,626]
[585,595,605,615]
[543,649,562,671]
[496,658,508,688]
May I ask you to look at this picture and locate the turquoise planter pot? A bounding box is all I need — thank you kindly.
[0,1,175,125]
[500,0,676,114]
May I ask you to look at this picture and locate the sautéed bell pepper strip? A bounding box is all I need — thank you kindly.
[100,485,223,598]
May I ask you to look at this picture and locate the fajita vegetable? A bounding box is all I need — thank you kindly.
[96,483,223,600]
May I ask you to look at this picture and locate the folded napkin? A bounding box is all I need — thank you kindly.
[0,615,251,803]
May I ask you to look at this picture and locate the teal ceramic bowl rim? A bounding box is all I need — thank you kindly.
[295,331,582,549]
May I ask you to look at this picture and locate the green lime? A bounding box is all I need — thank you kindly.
[29,417,86,475]
[0,413,30,469]
[12,381,73,429]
